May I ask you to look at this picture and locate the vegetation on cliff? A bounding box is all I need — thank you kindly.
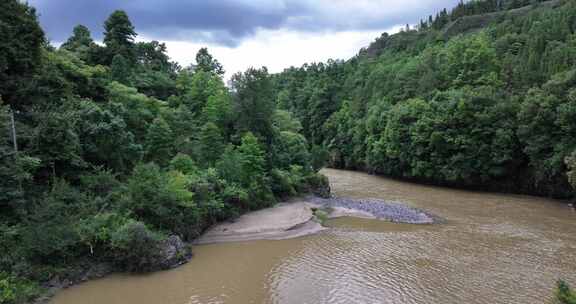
[273,0,576,197]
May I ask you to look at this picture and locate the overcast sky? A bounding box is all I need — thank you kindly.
[30,0,460,79]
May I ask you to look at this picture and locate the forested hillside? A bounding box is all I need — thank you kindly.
[0,2,327,302]
[273,0,576,197]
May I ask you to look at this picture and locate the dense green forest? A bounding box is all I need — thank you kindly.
[2,0,576,302]
[0,1,328,302]
[274,0,576,197]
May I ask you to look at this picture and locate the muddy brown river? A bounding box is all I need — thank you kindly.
[51,169,576,304]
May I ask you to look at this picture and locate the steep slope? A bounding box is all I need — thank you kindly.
[273,0,576,197]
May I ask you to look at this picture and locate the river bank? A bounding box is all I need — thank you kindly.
[196,196,437,244]
[48,169,576,304]
[38,194,436,303]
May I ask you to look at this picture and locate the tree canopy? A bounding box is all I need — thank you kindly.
[0,5,326,303]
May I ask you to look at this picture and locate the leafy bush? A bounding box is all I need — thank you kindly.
[555,280,576,304]
[271,169,297,198]
[110,221,165,272]
[75,212,130,256]
[170,153,198,175]
[121,163,200,239]
[0,272,41,304]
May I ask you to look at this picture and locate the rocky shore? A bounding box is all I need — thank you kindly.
[307,196,436,224]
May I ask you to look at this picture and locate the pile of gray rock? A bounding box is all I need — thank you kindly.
[308,196,437,224]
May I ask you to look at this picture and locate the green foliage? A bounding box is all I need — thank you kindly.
[106,81,162,140]
[195,48,224,76]
[202,92,232,129]
[375,89,517,182]
[273,0,576,197]
[144,117,174,166]
[216,145,245,185]
[0,272,40,304]
[103,10,137,64]
[273,110,303,133]
[75,212,129,256]
[238,133,267,183]
[109,220,165,272]
[555,280,576,304]
[120,163,198,236]
[4,0,576,301]
[19,181,89,262]
[170,153,198,175]
[270,169,298,198]
[110,54,131,84]
[310,145,330,172]
[313,209,329,225]
[231,68,276,141]
[60,25,96,63]
[0,3,327,299]
[0,0,45,108]
[33,105,86,173]
[273,131,311,170]
[0,107,41,213]
[198,122,224,167]
[75,99,142,172]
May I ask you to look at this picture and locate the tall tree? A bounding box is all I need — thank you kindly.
[238,132,266,183]
[198,122,225,167]
[231,67,276,143]
[0,0,45,108]
[61,25,94,53]
[144,117,174,166]
[195,48,224,76]
[103,10,137,64]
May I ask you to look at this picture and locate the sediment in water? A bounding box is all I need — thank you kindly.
[196,196,438,245]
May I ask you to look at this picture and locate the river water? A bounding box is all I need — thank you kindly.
[51,169,576,304]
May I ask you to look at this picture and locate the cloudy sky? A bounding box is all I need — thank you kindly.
[30,0,459,79]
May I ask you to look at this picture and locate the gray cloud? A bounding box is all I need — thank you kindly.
[30,0,460,47]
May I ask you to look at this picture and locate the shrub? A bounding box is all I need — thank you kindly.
[75,212,130,256]
[79,168,120,197]
[121,163,200,236]
[110,221,165,272]
[270,169,297,198]
[310,145,330,172]
[169,153,198,175]
[0,272,41,304]
[555,280,576,304]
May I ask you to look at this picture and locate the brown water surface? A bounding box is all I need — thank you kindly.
[50,169,576,304]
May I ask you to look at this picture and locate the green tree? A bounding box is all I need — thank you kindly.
[110,54,131,85]
[107,81,162,141]
[231,67,276,142]
[273,131,311,170]
[202,92,232,129]
[237,132,273,209]
[144,117,174,166]
[198,122,225,167]
[110,54,132,84]
[169,153,198,175]
[195,48,224,76]
[76,99,142,172]
[61,25,95,62]
[238,132,266,183]
[110,220,165,272]
[0,0,45,108]
[103,10,137,64]
[121,163,199,238]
